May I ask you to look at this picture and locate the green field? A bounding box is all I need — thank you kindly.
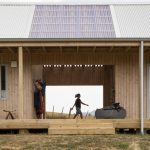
[0,134,150,150]
[46,112,94,119]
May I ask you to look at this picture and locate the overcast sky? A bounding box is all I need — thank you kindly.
[0,0,150,4]
[46,86,103,114]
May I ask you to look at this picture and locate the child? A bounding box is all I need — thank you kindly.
[71,93,89,119]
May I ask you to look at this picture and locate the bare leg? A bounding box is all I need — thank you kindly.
[73,114,78,119]
[80,113,83,119]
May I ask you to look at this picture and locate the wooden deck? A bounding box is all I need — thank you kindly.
[0,119,150,135]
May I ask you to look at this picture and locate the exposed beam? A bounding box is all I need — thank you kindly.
[125,46,131,52]
[7,47,14,53]
[0,41,140,47]
[77,46,79,53]
[59,46,63,53]
[24,47,30,54]
[93,46,96,53]
[144,47,150,53]
[42,47,47,53]
[109,46,114,52]
[144,42,150,46]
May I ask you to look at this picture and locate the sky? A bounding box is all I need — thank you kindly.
[46,86,103,114]
[0,0,150,4]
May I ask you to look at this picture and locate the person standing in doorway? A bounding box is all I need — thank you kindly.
[71,93,89,119]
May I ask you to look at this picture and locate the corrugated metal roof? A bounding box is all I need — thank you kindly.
[0,4,150,38]
[0,5,35,38]
[113,5,150,38]
[29,5,115,38]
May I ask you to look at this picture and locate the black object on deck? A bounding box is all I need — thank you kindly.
[95,103,126,119]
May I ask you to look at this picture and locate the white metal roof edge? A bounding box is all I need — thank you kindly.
[0,38,150,41]
[110,5,121,38]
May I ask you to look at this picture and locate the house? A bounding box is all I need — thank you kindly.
[0,1,150,134]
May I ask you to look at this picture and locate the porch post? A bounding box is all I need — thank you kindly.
[18,47,24,119]
[139,41,144,135]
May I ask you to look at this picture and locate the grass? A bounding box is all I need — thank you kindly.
[0,134,150,150]
[46,112,95,119]
[46,112,71,119]
[113,143,129,149]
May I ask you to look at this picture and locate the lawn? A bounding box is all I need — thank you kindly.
[0,134,150,150]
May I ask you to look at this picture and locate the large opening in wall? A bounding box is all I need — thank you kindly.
[42,64,115,119]
[46,85,103,119]
[32,64,115,119]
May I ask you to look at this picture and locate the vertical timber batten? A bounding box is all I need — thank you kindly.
[18,47,24,119]
[139,41,144,135]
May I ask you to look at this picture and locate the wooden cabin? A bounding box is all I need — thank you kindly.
[0,2,150,134]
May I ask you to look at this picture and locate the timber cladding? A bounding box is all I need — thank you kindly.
[31,52,140,118]
[0,47,149,119]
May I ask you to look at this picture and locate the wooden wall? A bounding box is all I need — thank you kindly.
[0,53,18,119]
[30,49,141,119]
[0,47,150,119]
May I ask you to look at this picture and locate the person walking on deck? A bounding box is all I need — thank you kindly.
[71,93,89,119]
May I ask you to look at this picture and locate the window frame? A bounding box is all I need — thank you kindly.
[0,64,7,100]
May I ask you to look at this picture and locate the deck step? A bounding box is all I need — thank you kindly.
[48,128,115,135]
[48,123,115,135]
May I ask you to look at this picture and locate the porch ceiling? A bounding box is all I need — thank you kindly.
[0,47,17,53]
[0,39,149,54]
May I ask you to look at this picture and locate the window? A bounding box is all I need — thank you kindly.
[0,65,7,99]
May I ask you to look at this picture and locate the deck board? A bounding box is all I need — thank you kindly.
[0,119,149,134]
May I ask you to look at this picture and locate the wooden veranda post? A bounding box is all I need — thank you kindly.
[18,47,24,119]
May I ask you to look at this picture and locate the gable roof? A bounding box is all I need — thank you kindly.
[114,5,150,38]
[0,5,34,38]
[0,3,150,38]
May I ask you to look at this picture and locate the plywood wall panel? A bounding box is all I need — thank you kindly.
[0,53,18,119]
[23,53,35,119]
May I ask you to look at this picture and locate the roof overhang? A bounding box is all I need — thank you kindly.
[0,38,150,47]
